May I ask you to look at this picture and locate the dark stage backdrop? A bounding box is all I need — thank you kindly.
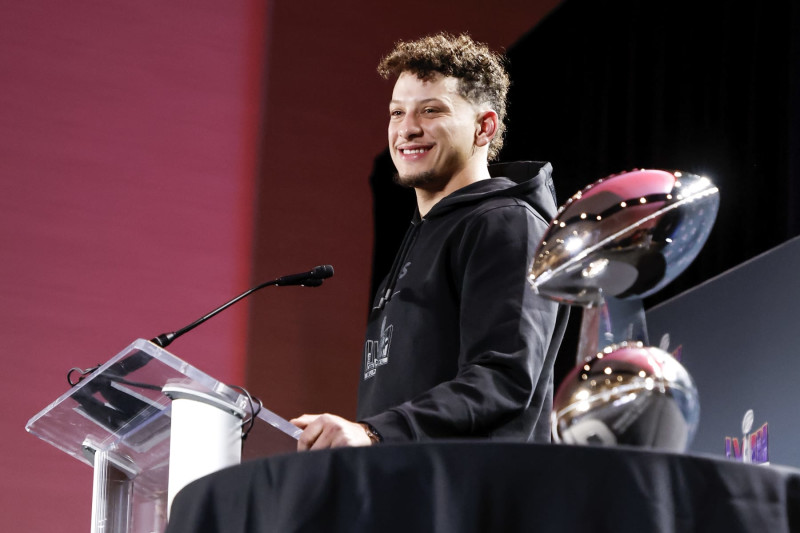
[369,0,800,386]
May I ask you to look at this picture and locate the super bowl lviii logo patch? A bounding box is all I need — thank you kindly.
[364,317,392,380]
[725,409,768,465]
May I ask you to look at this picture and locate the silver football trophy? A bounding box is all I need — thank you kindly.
[528,169,719,451]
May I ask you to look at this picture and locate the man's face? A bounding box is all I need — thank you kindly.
[388,72,479,190]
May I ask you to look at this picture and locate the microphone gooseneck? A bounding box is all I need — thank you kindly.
[150,264,334,348]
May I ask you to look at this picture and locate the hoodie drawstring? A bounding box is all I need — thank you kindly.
[374,221,421,311]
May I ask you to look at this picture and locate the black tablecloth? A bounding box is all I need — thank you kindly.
[166,442,800,533]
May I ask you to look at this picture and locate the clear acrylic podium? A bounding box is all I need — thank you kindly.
[26,339,300,533]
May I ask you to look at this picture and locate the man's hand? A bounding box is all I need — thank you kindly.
[290,413,373,451]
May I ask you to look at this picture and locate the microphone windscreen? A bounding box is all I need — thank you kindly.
[313,265,334,279]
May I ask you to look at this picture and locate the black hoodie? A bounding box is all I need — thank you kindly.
[358,161,569,443]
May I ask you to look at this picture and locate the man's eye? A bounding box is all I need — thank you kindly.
[390,110,403,117]
[423,108,438,114]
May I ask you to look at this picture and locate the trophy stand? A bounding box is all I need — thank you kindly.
[26,339,300,533]
[576,296,650,364]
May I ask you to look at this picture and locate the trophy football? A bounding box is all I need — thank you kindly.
[528,169,719,451]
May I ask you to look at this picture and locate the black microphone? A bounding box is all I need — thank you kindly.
[275,264,334,286]
[150,264,334,348]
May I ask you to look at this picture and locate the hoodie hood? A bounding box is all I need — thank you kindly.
[423,161,557,222]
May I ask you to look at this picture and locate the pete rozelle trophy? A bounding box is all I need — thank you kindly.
[528,169,720,451]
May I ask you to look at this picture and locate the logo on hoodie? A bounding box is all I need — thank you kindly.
[363,317,392,380]
[398,261,411,280]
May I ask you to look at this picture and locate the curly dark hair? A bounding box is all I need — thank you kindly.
[378,33,510,161]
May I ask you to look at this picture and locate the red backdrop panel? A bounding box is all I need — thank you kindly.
[0,1,265,531]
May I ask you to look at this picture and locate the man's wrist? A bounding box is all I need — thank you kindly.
[359,422,383,445]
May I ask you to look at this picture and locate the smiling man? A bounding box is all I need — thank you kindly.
[292,33,568,449]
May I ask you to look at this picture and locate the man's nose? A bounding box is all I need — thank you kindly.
[399,114,422,139]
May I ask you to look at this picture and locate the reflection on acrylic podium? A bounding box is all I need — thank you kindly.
[26,339,299,533]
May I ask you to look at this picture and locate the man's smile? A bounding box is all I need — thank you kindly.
[397,144,434,159]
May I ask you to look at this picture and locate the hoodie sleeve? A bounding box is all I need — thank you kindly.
[361,201,562,441]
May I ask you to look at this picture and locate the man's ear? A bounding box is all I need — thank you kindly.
[475,110,498,148]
